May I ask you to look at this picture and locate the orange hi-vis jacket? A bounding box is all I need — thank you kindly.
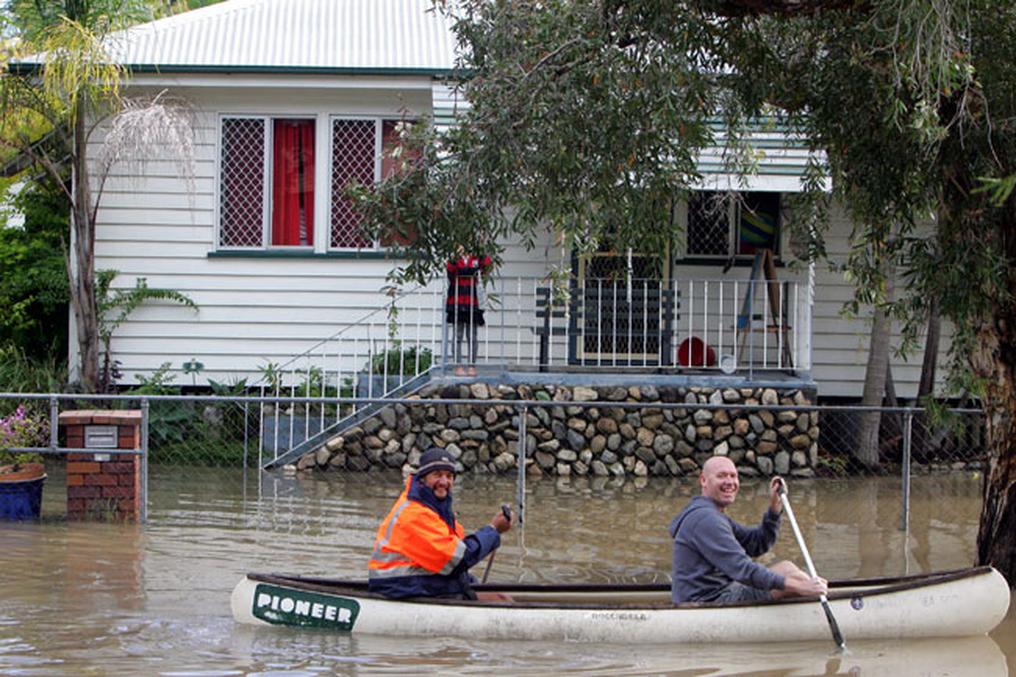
[369,476,467,577]
[367,476,499,598]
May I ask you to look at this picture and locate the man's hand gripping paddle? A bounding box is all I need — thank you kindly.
[481,503,512,584]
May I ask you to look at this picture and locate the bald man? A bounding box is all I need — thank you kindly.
[669,456,828,604]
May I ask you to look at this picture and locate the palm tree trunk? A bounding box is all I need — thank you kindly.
[69,101,100,392]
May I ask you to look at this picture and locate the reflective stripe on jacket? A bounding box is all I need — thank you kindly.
[367,476,500,598]
[369,477,467,578]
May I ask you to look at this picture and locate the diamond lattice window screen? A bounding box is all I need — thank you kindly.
[330,119,377,249]
[219,118,266,248]
[686,192,730,256]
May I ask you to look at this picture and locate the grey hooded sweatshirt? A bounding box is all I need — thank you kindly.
[669,495,785,603]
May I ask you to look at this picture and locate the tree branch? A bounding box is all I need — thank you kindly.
[697,0,867,17]
[0,137,72,204]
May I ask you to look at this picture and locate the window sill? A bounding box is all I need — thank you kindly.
[208,249,400,260]
[676,256,785,268]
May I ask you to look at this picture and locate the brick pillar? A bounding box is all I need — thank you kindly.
[59,410,142,522]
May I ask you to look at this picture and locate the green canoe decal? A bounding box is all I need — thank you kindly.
[252,583,360,630]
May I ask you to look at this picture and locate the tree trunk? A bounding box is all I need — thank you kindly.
[69,102,100,393]
[881,360,903,462]
[973,307,1016,580]
[917,297,941,400]
[913,299,941,460]
[856,260,895,469]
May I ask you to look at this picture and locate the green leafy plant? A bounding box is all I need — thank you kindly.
[0,179,70,361]
[182,357,205,386]
[0,344,68,393]
[124,363,191,448]
[208,376,249,398]
[96,270,198,392]
[366,342,433,376]
[204,377,250,439]
[813,449,849,478]
[258,361,283,392]
[0,406,46,471]
[126,362,179,396]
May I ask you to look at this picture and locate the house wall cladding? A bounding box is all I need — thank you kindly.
[295,383,821,479]
[89,77,951,399]
[89,82,443,377]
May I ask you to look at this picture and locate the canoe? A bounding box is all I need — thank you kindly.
[231,566,1011,643]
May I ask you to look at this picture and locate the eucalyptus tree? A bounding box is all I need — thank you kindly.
[0,0,197,392]
[352,0,1016,579]
[727,0,1016,577]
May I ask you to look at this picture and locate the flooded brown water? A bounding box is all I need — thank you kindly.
[0,466,1012,675]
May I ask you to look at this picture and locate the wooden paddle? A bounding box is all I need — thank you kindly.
[777,480,847,652]
[481,503,512,584]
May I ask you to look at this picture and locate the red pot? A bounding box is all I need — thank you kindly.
[0,462,46,483]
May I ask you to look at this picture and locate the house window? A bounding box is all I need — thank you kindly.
[329,118,407,249]
[218,117,315,248]
[686,191,781,258]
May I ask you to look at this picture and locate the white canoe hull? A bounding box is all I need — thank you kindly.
[231,567,1011,643]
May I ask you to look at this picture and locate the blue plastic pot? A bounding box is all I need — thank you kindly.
[0,475,46,520]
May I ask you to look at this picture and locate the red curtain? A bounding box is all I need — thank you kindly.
[272,119,315,246]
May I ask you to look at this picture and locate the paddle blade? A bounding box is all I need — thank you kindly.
[821,598,848,652]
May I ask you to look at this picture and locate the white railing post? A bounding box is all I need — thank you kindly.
[718,280,725,365]
[642,279,648,367]
[733,280,739,369]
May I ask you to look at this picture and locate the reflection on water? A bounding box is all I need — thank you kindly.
[0,466,1010,675]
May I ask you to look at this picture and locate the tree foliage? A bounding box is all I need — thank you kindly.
[352,0,790,283]
[0,178,69,359]
[354,0,1016,576]
[0,0,198,391]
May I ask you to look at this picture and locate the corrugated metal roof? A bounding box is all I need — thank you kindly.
[100,0,457,73]
[14,1,821,188]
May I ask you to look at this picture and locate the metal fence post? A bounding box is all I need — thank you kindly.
[440,318,449,373]
[900,410,913,534]
[141,397,149,524]
[242,399,249,469]
[440,278,449,373]
[516,403,528,525]
[48,395,58,450]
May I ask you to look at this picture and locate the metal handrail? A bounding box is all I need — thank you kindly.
[0,391,983,415]
[252,278,436,384]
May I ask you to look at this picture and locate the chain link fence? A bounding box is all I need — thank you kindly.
[0,392,990,532]
[815,406,985,475]
[1,393,988,473]
[144,396,259,467]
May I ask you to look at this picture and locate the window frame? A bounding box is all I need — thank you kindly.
[678,191,784,264]
[328,116,417,252]
[215,114,318,252]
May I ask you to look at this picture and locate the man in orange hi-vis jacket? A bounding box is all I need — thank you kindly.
[368,447,513,599]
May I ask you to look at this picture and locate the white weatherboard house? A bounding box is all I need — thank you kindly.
[67,0,942,404]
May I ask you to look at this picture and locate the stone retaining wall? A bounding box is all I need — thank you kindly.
[297,383,819,479]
